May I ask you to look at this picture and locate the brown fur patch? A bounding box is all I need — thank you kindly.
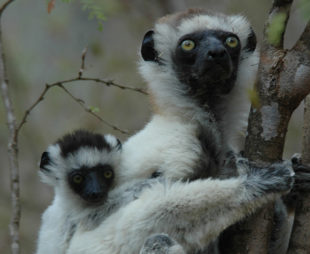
[156,8,227,33]
[148,90,161,115]
[157,8,209,28]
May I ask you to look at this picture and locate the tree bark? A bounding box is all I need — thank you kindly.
[226,0,310,253]
[0,1,19,254]
[287,95,310,254]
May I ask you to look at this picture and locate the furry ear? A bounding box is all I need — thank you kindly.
[115,138,122,151]
[38,146,60,186]
[104,134,122,151]
[40,151,51,172]
[141,30,158,62]
[244,28,257,52]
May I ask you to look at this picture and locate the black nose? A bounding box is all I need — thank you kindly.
[203,36,229,63]
[207,47,227,60]
[86,192,105,204]
[40,151,51,170]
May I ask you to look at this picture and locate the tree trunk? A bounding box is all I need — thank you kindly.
[226,0,310,253]
[287,95,310,254]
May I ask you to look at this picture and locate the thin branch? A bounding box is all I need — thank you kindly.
[16,76,147,135]
[16,84,51,133]
[78,47,87,78]
[78,77,148,95]
[0,69,20,254]
[58,84,129,134]
[0,0,15,15]
[17,48,147,134]
[17,46,147,136]
[46,77,147,95]
[0,2,19,253]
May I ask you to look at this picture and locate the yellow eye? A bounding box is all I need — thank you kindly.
[181,40,195,51]
[72,174,84,184]
[225,36,239,48]
[103,170,113,179]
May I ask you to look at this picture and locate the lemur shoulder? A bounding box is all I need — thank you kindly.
[118,8,259,184]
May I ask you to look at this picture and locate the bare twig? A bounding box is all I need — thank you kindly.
[0,59,20,254]
[16,84,51,133]
[17,75,146,135]
[58,84,129,134]
[0,1,19,254]
[0,0,15,15]
[16,48,147,133]
[78,47,87,78]
[78,77,148,95]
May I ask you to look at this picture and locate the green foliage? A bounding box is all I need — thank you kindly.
[80,0,106,31]
[247,87,260,109]
[267,12,287,47]
[298,0,310,20]
[60,0,121,30]
[89,106,100,113]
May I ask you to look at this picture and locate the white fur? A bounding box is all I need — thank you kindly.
[36,134,121,254]
[87,11,259,253]
[67,175,284,254]
[140,234,187,254]
[36,196,68,254]
[66,147,120,172]
[111,11,259,253]
[41,11,261,254]
[138,13,259,153]
[220,47,259,149]
[118,115,202,184]
[122,12,259,186]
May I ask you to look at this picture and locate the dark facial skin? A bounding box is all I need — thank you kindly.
[141,26,256,115]
[172,30,241,102]
[68,164,114,205]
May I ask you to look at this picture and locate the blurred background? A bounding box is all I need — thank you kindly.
[0,0,307,253]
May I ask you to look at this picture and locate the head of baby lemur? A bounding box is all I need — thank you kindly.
[139,8,258,118]
[39,130,122,207]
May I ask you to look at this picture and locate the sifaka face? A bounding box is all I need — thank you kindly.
[140,8,257,108]
[39,130,122,206]
[67,164,114,205]
[172,29,241,95]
